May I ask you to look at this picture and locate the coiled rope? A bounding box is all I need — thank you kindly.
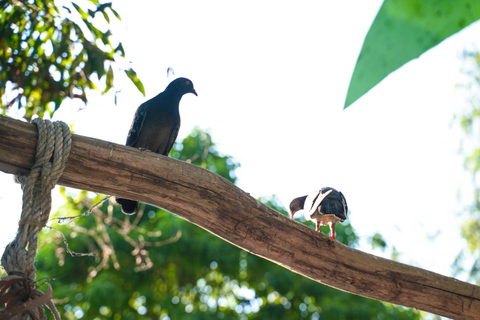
[0,118,72,320]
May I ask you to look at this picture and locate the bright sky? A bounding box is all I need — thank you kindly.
[1,0,479,289]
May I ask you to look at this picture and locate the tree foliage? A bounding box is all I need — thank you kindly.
[454,50,480,283]
[33,128,420,320]
[0,0,144,120]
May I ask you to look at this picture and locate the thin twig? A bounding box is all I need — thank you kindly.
[49,195,111,225]
[46,226,97,257]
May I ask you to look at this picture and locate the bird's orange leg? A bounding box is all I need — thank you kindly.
[316,221,320,232]
[329,224,337,240]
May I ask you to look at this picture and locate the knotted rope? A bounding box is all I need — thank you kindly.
[0,118,72,320]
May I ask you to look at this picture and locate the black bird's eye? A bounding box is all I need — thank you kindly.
[186,80,191,86]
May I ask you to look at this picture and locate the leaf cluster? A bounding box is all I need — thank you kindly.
[0,0,144,120]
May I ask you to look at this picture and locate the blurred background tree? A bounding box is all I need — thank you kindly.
[36,128,419,320]
[453,50,480,284]
[0,0,144,120]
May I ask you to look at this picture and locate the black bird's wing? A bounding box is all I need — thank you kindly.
[126,102,149,147]
[163,121,180,156]
[320,188,347,221]
[339,191,348,218]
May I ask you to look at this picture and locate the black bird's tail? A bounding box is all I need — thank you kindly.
[116,197,138,215]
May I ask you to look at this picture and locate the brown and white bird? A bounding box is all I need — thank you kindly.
[289,187,348,240]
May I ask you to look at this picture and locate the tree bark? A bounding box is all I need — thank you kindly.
[1,115,479,319]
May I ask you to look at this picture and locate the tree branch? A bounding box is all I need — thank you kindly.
[1,115,479,319]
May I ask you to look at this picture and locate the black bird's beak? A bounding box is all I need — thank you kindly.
[192,89,198,96]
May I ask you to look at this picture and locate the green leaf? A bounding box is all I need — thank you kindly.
[72,2,88,20]
[125,68,145,96]
[108,5,121,21]
[115,43,125,56]
[103,64,113,94]
[344,0,480,109]
[102,10,110,23]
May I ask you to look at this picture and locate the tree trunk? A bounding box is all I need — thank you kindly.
[1,115,479,319]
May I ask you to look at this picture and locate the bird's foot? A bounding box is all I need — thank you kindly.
[329,234,337,241]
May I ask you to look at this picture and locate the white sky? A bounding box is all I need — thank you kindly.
[1,0,479,291]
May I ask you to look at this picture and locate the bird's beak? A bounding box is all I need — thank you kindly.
[192,89,198,96]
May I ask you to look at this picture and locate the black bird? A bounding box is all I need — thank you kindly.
[116,77,197,214]
[289,187,348,240]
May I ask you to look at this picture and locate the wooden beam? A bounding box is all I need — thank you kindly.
[1,115,479,319]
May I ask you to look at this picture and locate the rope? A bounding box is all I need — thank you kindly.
[0,118,71,320]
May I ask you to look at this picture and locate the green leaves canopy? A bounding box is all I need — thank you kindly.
[454,51,480,284]
[0,0,144,120]
[345,0,480,109]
